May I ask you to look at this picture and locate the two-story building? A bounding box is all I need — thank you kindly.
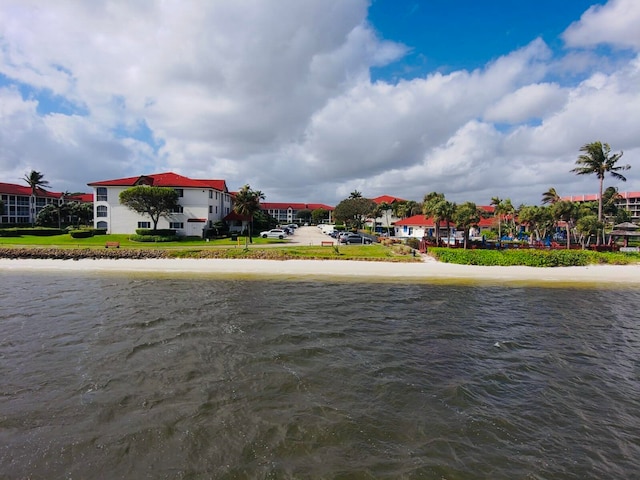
[0,182,92,225]
[260,202,334,224]
[87,172,232,235]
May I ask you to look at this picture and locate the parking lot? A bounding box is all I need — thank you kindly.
[286,225,335,245]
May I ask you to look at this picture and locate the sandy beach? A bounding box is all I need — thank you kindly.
[2,256,640,285]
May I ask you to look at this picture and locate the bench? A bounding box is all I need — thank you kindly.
[105,242,120,248]
[321,241,334,246]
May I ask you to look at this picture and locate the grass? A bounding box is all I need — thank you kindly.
[0,233,420,261]
[0,233,285,249]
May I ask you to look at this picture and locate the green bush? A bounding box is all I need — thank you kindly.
[0,227,65,236]
[405,237,420,249]
[135,229,177,236]
[428,247,636,267]
[93,228,107,235]
[130,234,179,243]
[70,229,95,239]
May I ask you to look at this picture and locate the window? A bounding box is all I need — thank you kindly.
[138,222,151,228]
[96,187,107,202]
[97,205,108,217]
[209,190,213,199]
[175,189,184,197]
[171,205,184,213]
[209,206,212,213]
[97,221,108,229]
[169,222,184,229]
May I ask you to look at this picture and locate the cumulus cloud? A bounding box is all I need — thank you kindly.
[0,0,639,206]
[563,0,640,50]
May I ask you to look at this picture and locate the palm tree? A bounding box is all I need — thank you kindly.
[233,185,265,246]
[453,202,480,249]
[541,187,560,205]
[22,170,50,226]
[374,201,392,236]
[349,190,363,199]
[571,142,630,222]
[490,197,504,246]
[423,192,445,242]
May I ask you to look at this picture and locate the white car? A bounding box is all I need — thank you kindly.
[260,229,288,239]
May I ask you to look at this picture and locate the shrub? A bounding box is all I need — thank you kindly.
[135,228,177,236]
[70,229,95,239]
[405,237,420,249]
[130,234,179,242]
[427,247,637,267]
[93,228,107,235]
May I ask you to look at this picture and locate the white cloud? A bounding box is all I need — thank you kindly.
[563,0,640,50]
[0,0,639,207]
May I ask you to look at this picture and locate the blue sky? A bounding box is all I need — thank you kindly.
[369,0,601,80]
[0,0,638,205]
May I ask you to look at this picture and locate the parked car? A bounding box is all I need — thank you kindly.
[340,233,372,244]
[260,229,288,239]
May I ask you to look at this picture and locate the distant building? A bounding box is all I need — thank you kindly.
[561,191,640,222]
[0,182,92,225]
[260,202,335,224]
[87,172,232,235]
[367,195,406,233]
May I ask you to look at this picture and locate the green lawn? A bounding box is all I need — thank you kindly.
[0,233,285,249]
[0,233,420,261]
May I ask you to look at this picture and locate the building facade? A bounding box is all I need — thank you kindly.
[0,182,91,225]
[87,172,232,235]
[562,192,640,222]
[260,202,334,224]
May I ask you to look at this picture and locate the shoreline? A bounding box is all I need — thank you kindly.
[2,257,640,285]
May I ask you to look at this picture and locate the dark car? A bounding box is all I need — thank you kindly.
[340,233,372,244]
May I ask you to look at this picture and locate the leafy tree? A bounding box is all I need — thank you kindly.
[334,197,376,229]
[119,185,180,231]
[453,202,480,249]
[395,200,421,218]
[602,186,622,218]
[232,184,265,244]
[550,200,577,248]
[297,208,312,223]
[518,205,553,243]
[311,208,329,224]
[576,215,603,249]
[571,141,630,222]
[22,170,50,226]
[35,204,60,227]
[541,187,560,205]
[491,197,515,245]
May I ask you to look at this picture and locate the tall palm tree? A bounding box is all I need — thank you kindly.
[22,170,50,226]
[541,187,560,205]
[233,185,265,246]
[423,192,445,241]
[571,141,630,222]
[349,190,363,199]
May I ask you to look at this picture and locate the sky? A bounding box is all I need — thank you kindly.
[1,0,639,207]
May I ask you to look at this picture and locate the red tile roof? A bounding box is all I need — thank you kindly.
[372,195,406,204]
[88,172,228,192]
[0,182,59,198]
[261,202,335,211]
[0,182,92,202]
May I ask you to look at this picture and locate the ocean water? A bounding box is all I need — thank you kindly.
[1,272,639,479]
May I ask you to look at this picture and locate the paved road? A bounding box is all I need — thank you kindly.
[287,225,335,246]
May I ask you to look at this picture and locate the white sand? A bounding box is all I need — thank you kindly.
[2,257,639,285]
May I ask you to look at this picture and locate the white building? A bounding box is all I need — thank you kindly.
[88,172,232,235]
